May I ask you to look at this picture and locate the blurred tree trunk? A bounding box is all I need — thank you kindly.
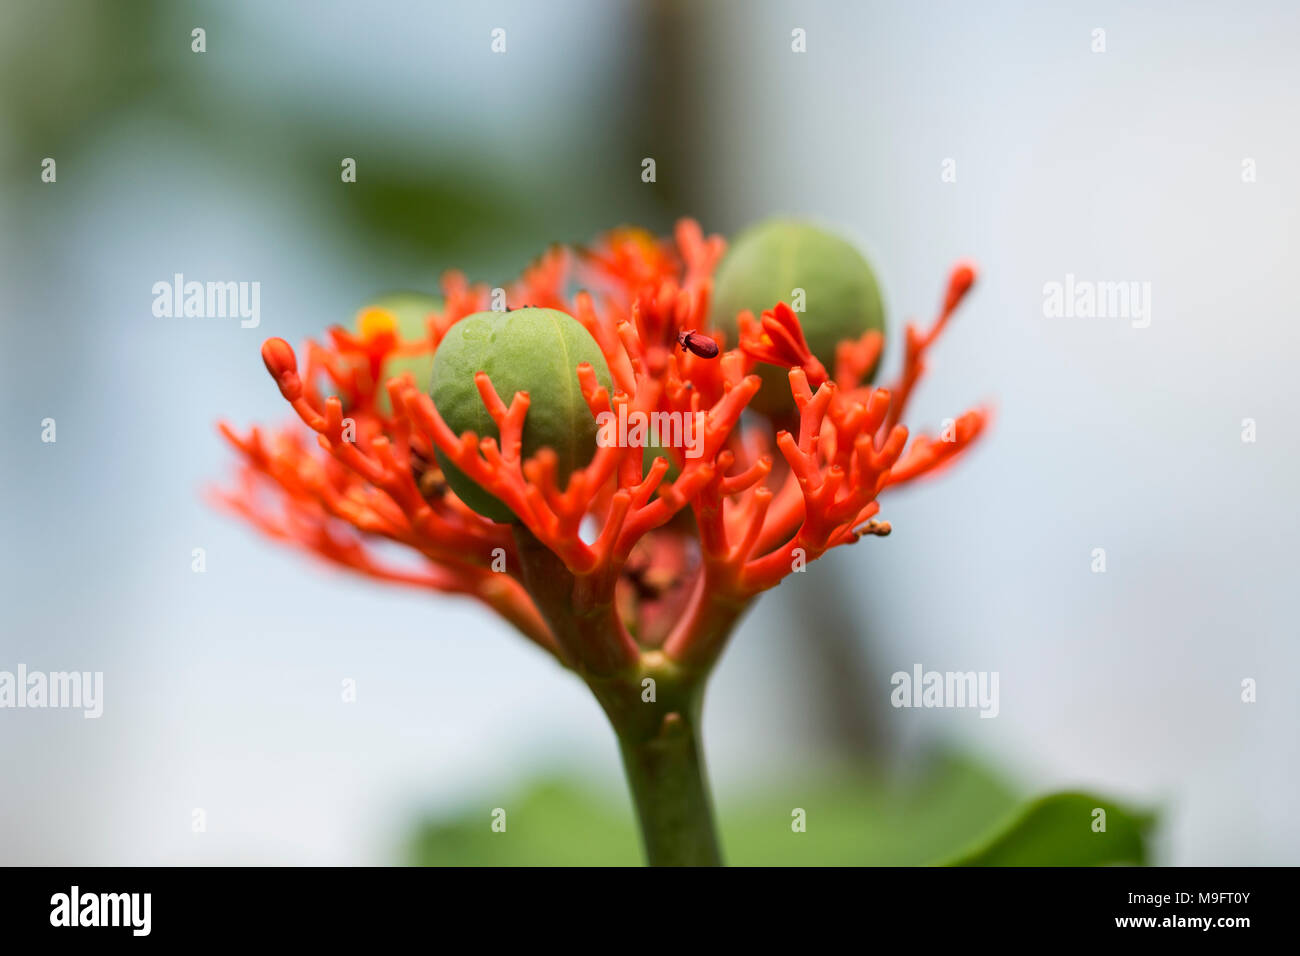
[782,558,889,760]
[630,0,887,762]
[629,0,712,222]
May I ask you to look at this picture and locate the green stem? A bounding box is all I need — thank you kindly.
[618,708,722,866]
[509,527,726,865]
[593,662,723,866]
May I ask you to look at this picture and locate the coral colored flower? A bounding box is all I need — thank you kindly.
[214,218,987,865]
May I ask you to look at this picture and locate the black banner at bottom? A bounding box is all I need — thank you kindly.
[0,865,1280,941]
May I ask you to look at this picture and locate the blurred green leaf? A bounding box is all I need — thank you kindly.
[724,752,1017,866]
[944,792,1155,867]
[407,751,1020,866]
[408,777,642,867]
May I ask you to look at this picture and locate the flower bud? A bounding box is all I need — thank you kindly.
[431,307,612,521]
[710,219,885,416]
[358,291,441,414]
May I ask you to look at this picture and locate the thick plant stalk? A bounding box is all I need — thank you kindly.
[613,692,722,866]
[512,526,724,865]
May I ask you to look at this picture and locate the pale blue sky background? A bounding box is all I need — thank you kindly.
[1,0,1296,864]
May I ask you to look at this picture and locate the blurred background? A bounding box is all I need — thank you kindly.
[1,0,1296,864]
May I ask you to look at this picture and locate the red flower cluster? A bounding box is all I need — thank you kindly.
[216,220,985,677]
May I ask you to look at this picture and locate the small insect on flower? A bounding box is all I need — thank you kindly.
[676,329,719,359]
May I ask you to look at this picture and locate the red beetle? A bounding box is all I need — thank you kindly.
[676,328,719,359]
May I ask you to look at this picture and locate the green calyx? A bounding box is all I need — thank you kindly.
[709,219,886,418]
[430,307,612,522]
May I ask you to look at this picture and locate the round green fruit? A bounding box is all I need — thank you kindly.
[709,219,886,418]
[430,308,613,522]
[640,426,684,495]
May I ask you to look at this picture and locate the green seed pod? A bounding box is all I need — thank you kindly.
[639,438,696,531]
[358,291,441,414]
[430,308,613,522]
[709,219,886,418]
[640,426,685,498]
[641,439,680,485]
